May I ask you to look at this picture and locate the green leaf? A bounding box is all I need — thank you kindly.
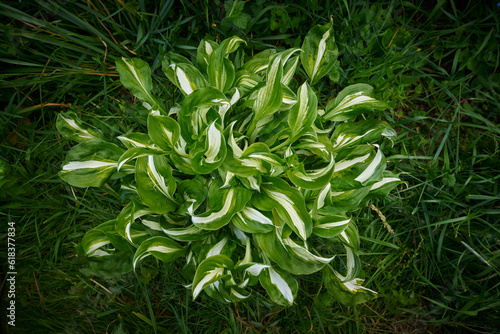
[117,133,154,149]
[257,177,312,241]
[56,112,103,142]
[260,266,298,306]
[192,255,234,300]
[197,38,218,73]
[191,122,227,174]
[248,54,283,136]
[133,236,185,269]
[116,57,156,106]
[207,36,245,93]
[59,139,124,188]
[300,21,338,85]
[287,82,318,142]
[287,154,335,190]
[178,87,230,142]
[162,52,208,95]
[323,265,377,307]
[135,156,177,214]
[147,114,181,151]
[190,183,253,230]
[117,147,167,171]
[313,215,351,238]
[232,206,274,233]
[331,120,394,150]
[324,84,389,121]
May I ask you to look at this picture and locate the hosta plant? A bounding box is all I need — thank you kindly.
[57,22,402,306]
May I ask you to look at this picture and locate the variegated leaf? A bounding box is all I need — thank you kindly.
[313,215,352,238]
[117,133,154,149]
[116,57,157,107]
[176,178,208,215]
[117,147,167,171]
[232,206,274,234]
[135,156,177,214]
[56,112,103,142]
[258,177,312,241]
[178,87,230,142]
[287,82,318,142]
[248,54,283,137]
[162,52,208,95]
[191,122,227,174]
[287,154,335,190]
[366,171,403,199]
[192,255,234,300]
[197,38,218,72]
[132,236,185,269]
[300,21,338,85]
[260,266,298,306]
[324,84,389,121]
[207,36,245,93]
[331,120,394,150]
[323,265,377,307]
[115,199,154,244]
[332,145,386,185]
[59,139,124,188]
[190,184,253,230]
[147,114,181,151]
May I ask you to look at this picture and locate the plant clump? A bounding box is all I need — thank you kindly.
[57,22,402,306]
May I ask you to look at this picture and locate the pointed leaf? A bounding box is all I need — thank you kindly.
[59,139,124,188]
[56,112,103,142]
[192,255,234,300]
[136,156,177,214]
[324,84,389,121]
[300,21,338,85]
[258,177,312,241]
[191,184,253,230]
[260,266,298,306]
[116,57,156,106]
[133,236,185,269]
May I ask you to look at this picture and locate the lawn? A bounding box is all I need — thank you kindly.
[1,1,499,333]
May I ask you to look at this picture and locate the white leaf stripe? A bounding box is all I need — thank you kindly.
[191,189,235,224]
[327,94,377,117]
[162,225,201,236]
[269,268,293,304]
[333,129,376,149]
[315,218,351,229]
[207,236,228,257]
[122,58,154,103]
[242,207,273,225]
[193,267,225,299]
[62,117,95,139]
[147,156,171,198]
[246,264,270,276]
[283,238,334,263]
[264,189,307,240]
[205,122,222,163]
[355,148,383,183]
[86,239,110,255]
[370,177,400,190]
[312,28,331,80]
[62,161,116,171]
[172,65,194,95]
[334,153,370,172]
[317,183,331,210]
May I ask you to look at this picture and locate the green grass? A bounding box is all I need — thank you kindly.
[1,0,499,333]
